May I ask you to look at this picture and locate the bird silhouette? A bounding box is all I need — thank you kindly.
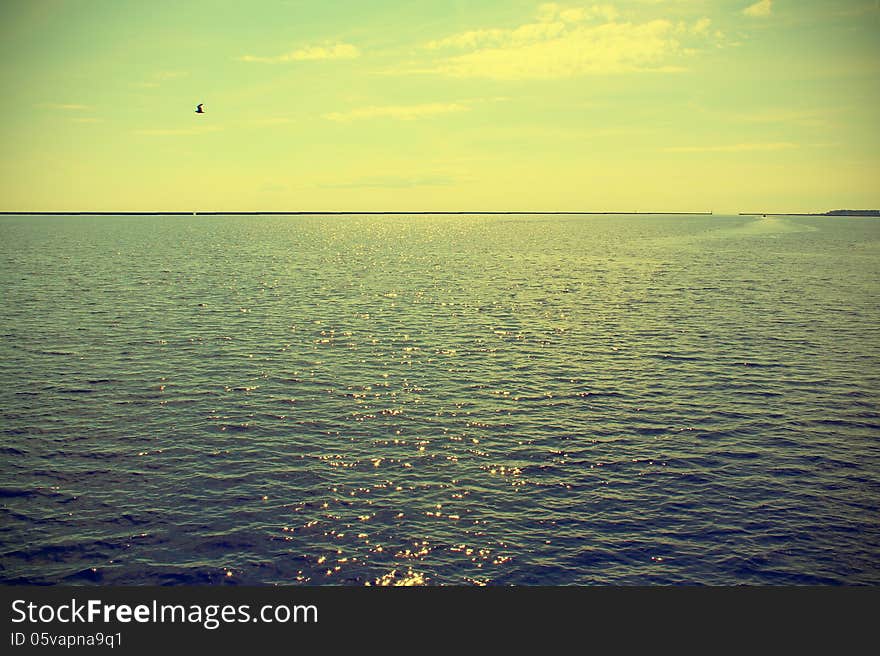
[195,104,205,114]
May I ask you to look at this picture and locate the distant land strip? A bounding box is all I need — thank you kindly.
[740,210,880,217]
[0,211,714,216]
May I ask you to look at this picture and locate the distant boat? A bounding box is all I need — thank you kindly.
[195,104,205,114]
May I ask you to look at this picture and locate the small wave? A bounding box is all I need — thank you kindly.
[0,486,36,499]
[218,423,253,431]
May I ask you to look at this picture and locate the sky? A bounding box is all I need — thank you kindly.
[1,0,878,213]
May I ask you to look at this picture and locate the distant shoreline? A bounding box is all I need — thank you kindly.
[4,210,877,217]
[0,211,715,216]
[0,210,880,217]
[740,211,880,217]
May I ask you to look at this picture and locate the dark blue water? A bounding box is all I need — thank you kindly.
[1,213,878,585]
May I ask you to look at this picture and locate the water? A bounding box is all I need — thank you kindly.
[1,213,878,585]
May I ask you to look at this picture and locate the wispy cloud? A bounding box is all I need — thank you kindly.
[743,0,772,17]
[693,105,840,128]
[37,103,103,123]
[664,142,797,153]
[324,102,469,122]
[413,4,717,79]
[238,43,360,63]
[38,103,89,110]
[153,71,188,80]
[830,2,880,18]
[735,108,835,127]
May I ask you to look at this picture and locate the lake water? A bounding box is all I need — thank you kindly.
[1,213,878,585]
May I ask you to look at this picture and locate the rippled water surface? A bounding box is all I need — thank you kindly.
[1,213,878,585]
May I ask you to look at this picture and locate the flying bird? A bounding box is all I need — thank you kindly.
[195,104,204,114]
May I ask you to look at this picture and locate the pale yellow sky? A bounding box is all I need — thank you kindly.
[1,0,878,213]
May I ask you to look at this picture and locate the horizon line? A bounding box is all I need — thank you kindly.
[0,210,716,216]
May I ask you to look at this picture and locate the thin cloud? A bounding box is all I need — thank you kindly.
[38,104,101,123]
[324,102,469,122]
[238,43,360,63]
[415,4,717,79]
[38,103,89,110]
[830,2,880,17]
[743,0,772,17]
[153,71,188,80]
[735,108,836,127]
[694,104,841,128]
[664,142,797,153]
[686,18,712,36]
